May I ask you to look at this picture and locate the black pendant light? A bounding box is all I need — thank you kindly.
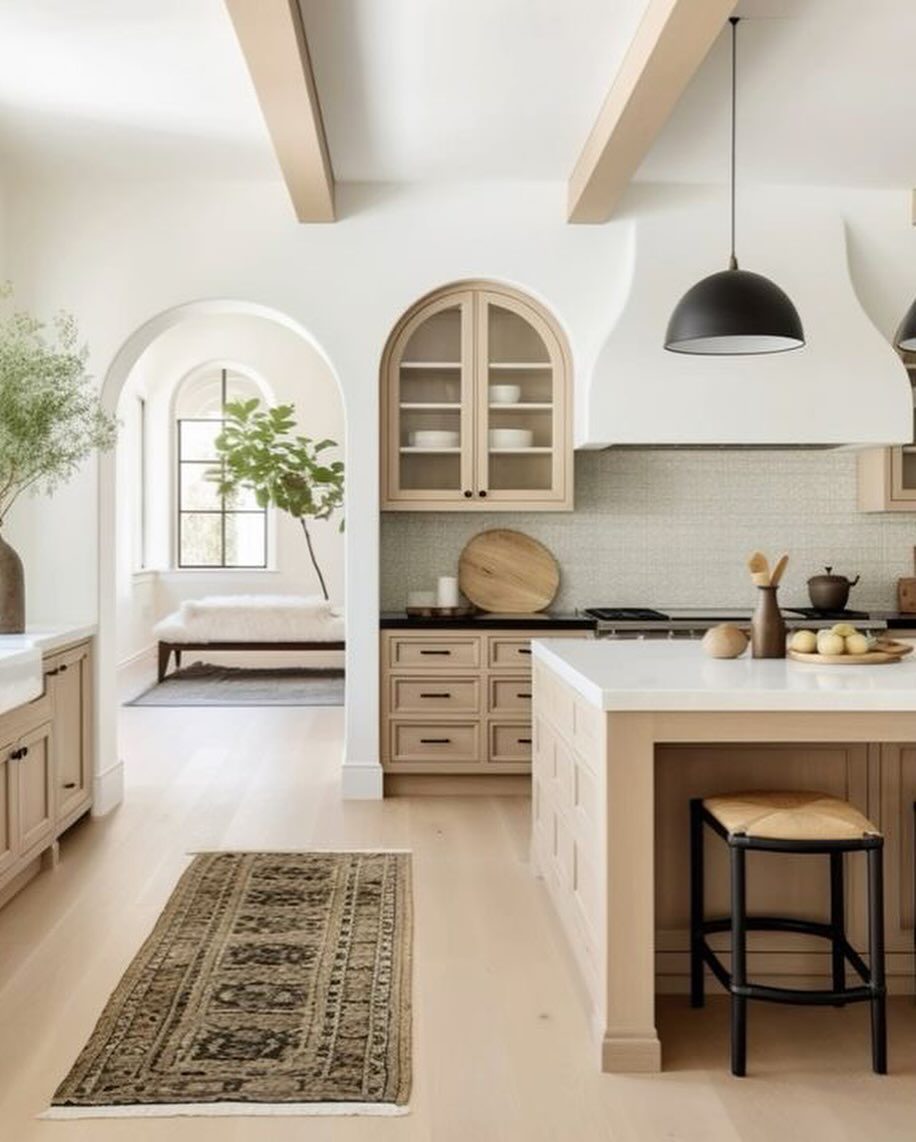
[895,299,916,352]
[664,18,805,355]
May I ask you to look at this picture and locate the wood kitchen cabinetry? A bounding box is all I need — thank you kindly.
[0,637,93,908]
[381,627,587,792]
[857,349,916,510]
[380,281,573,511]
[534,660,916,1007]
[46,640,93,833]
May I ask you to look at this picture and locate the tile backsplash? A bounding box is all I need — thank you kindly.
[380,450,916,612]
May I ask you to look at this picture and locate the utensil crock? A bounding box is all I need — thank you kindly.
[751,586,786,659]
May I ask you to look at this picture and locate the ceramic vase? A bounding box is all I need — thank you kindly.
[751,585,785,659]
[0,532,25,633]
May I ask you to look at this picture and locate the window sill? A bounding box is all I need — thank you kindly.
[160,568,279,577]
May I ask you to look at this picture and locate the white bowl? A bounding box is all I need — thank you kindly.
[412,429,460,449]
[489,428,534,449]
[488,384,522,404]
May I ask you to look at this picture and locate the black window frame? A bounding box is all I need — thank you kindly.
[175,369,268,570]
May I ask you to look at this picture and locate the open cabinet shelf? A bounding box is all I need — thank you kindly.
[381,281,573,511]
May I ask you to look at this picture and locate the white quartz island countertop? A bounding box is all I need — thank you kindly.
[532,637,916,712]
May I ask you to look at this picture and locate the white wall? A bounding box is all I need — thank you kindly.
[114,312,344,676]
[1,177,626,798]
[2,175,916,800]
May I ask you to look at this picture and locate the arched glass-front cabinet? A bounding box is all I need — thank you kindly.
[381,281,572,510]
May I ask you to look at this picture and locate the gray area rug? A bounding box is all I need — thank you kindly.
[48,851,412,1117]
[127,663,345,707]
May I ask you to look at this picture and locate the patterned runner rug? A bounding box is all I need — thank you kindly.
[46,851,412,1117]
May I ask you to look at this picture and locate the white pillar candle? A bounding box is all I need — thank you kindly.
[437,576,459,608]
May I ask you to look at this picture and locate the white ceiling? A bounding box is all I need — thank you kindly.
[298,0,649,181]
[0,0,914,192]
[0,0,276,175]
[637,0,916,188]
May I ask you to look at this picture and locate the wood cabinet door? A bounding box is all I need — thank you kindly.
[47,645,92,826]
[474,289,571,508]
[0,745,16,878]
[382,289,476,507]
[16,722,54,858]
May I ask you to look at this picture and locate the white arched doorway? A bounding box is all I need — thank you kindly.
[95,299,358,815]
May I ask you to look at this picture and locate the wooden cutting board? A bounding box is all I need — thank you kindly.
[458,529,560,614]
[788,639,914,665]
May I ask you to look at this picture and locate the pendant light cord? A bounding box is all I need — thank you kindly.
[729,16,739,271]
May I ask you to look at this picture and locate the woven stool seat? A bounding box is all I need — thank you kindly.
[703,790,880,843]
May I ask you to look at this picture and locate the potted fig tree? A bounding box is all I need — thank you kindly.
[211,399,344,600]
[0,287,117,631]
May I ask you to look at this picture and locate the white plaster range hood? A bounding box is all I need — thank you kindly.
[579,188,913,448]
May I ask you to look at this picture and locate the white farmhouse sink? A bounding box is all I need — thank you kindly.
[0,641,43,715]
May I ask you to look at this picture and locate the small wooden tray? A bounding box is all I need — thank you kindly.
[405,605,476,619]
[788,639,914,665]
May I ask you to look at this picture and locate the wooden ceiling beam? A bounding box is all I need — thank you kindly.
[567,0,736,224]
[224,0,335,223]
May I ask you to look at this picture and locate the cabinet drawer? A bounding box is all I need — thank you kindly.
[390,677,480,715]
[389,636,481,670]
[489,722,533,763]
[488,637,534,669]
[489,677,532,714]
[390,722,480,764]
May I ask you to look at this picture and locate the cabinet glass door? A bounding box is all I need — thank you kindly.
[476,292,564,504]
[387,293,474,503]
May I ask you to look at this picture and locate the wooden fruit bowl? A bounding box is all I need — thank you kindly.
[788,639,914,665]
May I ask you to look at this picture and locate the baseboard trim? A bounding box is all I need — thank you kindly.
[384,774,531,797]
[117,643,156,672]
[341,761,383,800]
[92,761,125,816]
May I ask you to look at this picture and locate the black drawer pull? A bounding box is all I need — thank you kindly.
[517,737,532,745]
[420,649,451,656]
[420,737,451,744]
[9,748,21,760]
[420,692,451,699]
[45,667,60,677]
[59,664,68,673]
[516,692,532,699]
[63,781,77,789]
[518,647,532,655]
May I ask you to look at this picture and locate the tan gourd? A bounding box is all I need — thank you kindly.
[702,623,749,659]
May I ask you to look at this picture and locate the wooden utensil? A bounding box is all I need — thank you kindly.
[770,553,789,588]
[747,551,770,585]
[458,529,560,614]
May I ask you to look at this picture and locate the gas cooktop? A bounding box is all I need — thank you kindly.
[584,607,749,623]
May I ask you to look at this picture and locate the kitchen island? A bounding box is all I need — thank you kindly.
[531,638,916,1074]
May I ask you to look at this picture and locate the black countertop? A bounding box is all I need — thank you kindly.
[380,611,595,630]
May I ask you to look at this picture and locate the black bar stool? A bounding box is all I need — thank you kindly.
[690,790,886,1077]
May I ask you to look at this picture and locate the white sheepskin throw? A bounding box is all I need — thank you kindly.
[154,595,345,643]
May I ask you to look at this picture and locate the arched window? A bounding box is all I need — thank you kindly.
[174,367,268,568]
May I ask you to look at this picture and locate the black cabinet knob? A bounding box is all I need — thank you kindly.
[463,489,472,498]
[478,489,487,498]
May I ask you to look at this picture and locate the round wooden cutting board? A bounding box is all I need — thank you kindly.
[458,529,560,614]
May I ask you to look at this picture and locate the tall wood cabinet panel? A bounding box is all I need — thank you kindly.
[857,349,916,511]
[46,641,93,832]
[381,281,573,511]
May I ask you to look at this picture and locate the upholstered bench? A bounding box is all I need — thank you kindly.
[154,595,345,682]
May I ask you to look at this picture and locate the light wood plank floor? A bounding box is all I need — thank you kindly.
[1,705,916,1140]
